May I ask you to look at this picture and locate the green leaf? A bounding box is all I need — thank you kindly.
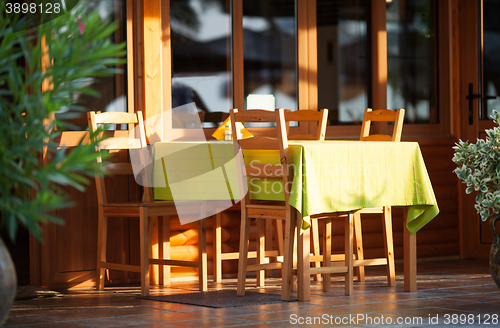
[0,4,125,243]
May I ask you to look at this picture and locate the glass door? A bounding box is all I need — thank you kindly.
[460,0,499,259]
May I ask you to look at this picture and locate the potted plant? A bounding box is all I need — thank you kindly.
[453,110,500,289]
[0,2,124,324]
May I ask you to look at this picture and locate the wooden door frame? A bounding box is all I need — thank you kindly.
[458,0,490,259]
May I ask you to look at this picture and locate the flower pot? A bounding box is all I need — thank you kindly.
[490,215,500,289]
[0,237,17,326]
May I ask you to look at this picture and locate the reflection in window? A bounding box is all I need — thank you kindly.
[243,0,297,113]
[170,0,231,128]
[317,0,368,125]
[386,0,438,124]
[482,0,500,120]
[61,0,128,130]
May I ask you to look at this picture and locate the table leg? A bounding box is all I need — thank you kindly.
[213,213,222,282]
[297,211,310,301]
[403,207,417,292]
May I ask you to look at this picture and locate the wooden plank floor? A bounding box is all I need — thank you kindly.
[5,259,500,327]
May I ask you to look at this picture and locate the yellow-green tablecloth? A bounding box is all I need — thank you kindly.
[152,140,439,234]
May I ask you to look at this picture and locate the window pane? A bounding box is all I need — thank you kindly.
[61,0,128,130]
[317,0,368,125]
[482,0,500,120]
[243,0,297,113]
[170,0,232,128]
[386,0,438,123]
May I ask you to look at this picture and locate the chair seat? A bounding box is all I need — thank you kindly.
[102,201,176,207]
[89,110,208,297]
[247,200,285,207]
[246,203,286,210]
[101,201,206,217]
[310,209,358,219]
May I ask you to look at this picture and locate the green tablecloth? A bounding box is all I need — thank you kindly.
[153,140,439,234]
[153,141,242,202]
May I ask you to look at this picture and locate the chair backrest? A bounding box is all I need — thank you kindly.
[284,108,328,141]
[359,108,405,142]
[229,108,291,203]
[88,111,152,204]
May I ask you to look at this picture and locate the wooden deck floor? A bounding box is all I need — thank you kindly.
[5,259,500,327]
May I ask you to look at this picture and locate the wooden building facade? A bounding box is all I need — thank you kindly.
[19,0,499,288]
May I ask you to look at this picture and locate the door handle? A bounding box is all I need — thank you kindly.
[466,83,497,123]
[466,83,481,125]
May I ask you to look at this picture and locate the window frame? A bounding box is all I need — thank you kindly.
[322,0,453,140]
[155,0,453,141]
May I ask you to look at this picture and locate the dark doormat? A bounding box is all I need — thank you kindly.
[15,286,62,300]
[140,290,297,308]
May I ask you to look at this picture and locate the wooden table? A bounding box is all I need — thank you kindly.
[152,140,439,300]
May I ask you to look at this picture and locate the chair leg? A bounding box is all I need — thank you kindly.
[160,216,171,287]
[266,220,274,278]
[345,213,354,296]
[139,208,150,297]
[256,218,265,287]
[198,215,208,292]
[149,216,156,285]
[292,226,298,292]
[275,220,284,257]
[382,206,396,287]
[213,213,222,282]
[281,209,296,301]
[311,219,322,281]
[158,217,164,286]
[274,220,284,277]
[96,208,107,291]
[322,218,332,292]
[353,212,365,282]
[237,207,251,296]
[295,210,310,301]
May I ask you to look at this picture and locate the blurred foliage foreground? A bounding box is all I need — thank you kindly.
[0,1,125,242]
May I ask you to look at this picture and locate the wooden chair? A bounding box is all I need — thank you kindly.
[231,108,354,299]
[360,108,404,142]
[353,108,405,286]
[88,111,207,297]
[300,108,403,292]
[281,109,357,293]
[212,109,330,284]
[283,109,328,280]
[212,110,282,283]
[230,108,296,300]
[285,108,329,141]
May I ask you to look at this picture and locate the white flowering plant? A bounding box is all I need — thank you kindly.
[453,110,500,221]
